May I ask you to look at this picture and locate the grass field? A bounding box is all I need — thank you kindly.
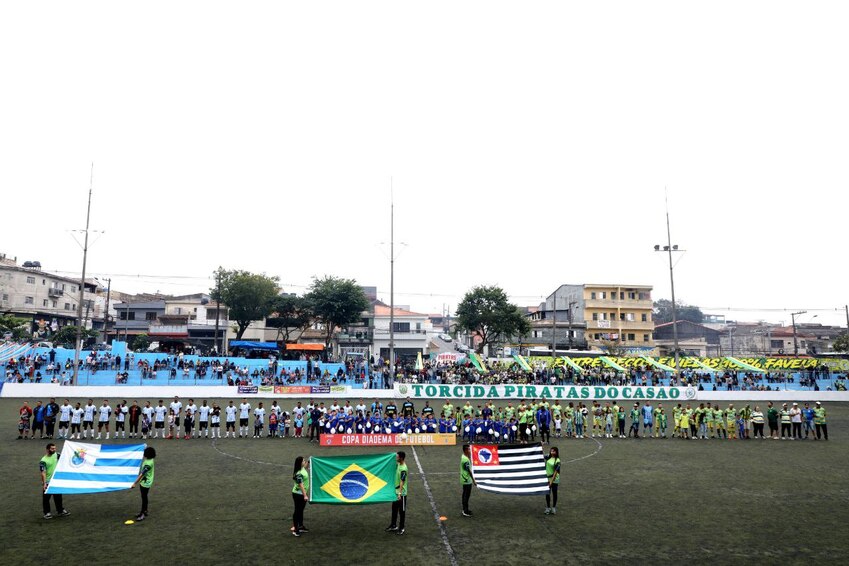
[1,397,848,566]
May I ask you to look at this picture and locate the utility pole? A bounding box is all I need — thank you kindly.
[72,164,94,386]
[845,305,848,334]
[103,278,111,344]
[551,291,557,357]
[567,300,576,350]
[214,270,222,355]
[654,193,684,374]
[389,179,395,383]
[791,310,806,356]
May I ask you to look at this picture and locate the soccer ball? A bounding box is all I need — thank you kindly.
[414,428,420,434]
[452,425,458,432]
[476,427,482,434]
[465,426,470,433]
[346,428,352,434]
[488,428,494,435]
[400,432,408,440]
[494,432,500,438]
[375,426,381,432]
[512,425,518,431]
[531,425,537,431]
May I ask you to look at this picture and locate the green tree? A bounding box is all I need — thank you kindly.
[211,267,280,340]
[455,285,531,354]
[0,314,31,341]
[304,276,370,349]
[266,294,314,343]
[131,333,151,351]
[52,325,99,348]
[653,298,704,325]
[834,332,849,353]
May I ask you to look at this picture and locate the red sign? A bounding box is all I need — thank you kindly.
[320,433,457,447]
[274,386,311,394]
[471,445,500,466]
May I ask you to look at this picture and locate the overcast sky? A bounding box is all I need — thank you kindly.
[2,1,847,327]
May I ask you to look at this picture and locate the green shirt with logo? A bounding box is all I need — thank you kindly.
[396,463,408,496]
[139,458,155,489]
[545,457,561,484]
[460,455,473,485]
[292,468,309,495]
[40,453,59,483]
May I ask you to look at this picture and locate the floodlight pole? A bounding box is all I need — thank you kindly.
[72,163,94,386]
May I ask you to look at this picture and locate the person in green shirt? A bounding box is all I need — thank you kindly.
[714,406,726,439]
[40,443,68,519]
[544,446,561,515]
[442,402,454,419]
[814,402,828,440]
[131,446,157,522]
[387,451,408,535]
[460,444,476,517]
[766,402,779,439]
[289,455,309,536]
[657,408,668,438]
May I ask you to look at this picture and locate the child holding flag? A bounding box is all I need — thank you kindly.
[132,447,156,521]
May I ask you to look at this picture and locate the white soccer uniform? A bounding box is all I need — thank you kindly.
[83,404,97,422]
[170,401,183,417]
[116,406,127,423]
[154,406,168,422]
[293,407,305,419]
[254,407,265,423]
[225,406,237,423]
[71,408,83,424]
[198,405,210,422]
[142,406,155,422]
[344,405,354,415]
[59,404,72,423]
[356,404,366,415]
[98,406,112,422]
[239,403,251,419]
[186,404,197,418]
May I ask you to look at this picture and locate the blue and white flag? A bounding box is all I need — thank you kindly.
[46,442,146,494]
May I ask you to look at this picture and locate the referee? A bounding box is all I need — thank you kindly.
[460,444,477,517]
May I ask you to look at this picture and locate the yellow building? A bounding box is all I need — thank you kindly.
[581,284,654,349]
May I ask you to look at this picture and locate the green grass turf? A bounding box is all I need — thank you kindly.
[1,398,848,565]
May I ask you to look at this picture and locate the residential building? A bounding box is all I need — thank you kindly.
[0,253,100,338]
[653,320,722,357]
[373,304,431,363]
[537,284,654,353]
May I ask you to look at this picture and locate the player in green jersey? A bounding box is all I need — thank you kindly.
[132,446,157,522]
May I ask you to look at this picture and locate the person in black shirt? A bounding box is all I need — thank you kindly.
[402,397,415,418]
[422,401,434,417]
[385,402,398,419]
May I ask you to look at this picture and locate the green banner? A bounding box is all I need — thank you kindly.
[310,453,397,505]
[395,383,695,402]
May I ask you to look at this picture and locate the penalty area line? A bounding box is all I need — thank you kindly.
[411,446,459,566]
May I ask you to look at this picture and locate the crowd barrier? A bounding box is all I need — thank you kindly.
[2,382,849,403]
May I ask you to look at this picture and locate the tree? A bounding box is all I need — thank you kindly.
[131,334,151,352]
[653,299,704,325]
[599,337,627,357]
[455,285,531,354]
[304,276,370,349]
[834,332,849,353]
[0,314,31,341]
[210,267,280,340]
[52,325,99,348]
[266,294,314,343]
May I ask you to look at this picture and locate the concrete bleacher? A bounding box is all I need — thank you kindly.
[5,341,367,388]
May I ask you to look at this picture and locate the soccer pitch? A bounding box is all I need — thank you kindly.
[1,398,848,565]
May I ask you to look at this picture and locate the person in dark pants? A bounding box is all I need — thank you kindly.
[386,451,408,535]
[132,447,156,521]
[460,444,476,517]
[291,456,309,537]
[40,443,69,519]
[814,402,828,440]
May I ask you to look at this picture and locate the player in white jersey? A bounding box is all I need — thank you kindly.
[58,400,72,439]
[355,400,367,416]
[292,403,305,421]
[169,396,183,434]
[238,399,251,438]
[83,400,97,438]
[197,401,211,438]
[225,401,238,438]
[185,399,198,438]
[96,400,112,439]
[153,400,168,438]
[70,403,84,439]
[141,402,155,439]
[210,403,222,438]
[115,401,128,438]
[253,403,266,438]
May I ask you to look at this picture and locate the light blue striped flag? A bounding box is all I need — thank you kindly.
[46,441,146,494]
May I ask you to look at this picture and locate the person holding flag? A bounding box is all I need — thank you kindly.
[544,446,561,515]
[40,443,68,519]
[291,456,310,537]
[386,451,408,535]
[131,447,156,521]
[460,444,476,517]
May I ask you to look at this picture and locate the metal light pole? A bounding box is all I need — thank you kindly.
[389,180,395,383]
[551,291,557,357]
[567,300,576,350]
[654,200,684,374]
[791,310,806,356]
[72,164,94,386]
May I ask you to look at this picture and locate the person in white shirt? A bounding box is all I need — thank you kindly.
[70,403,84,439]
[153,400,168,438]
[253,403,266,438]
[115,401,128,439]
[210,403,222,438]
[185,399,198,438]
[96,400,112,439]
[198,401,211,438]
[225,401,238,438]
[330,401,341,414]
[58,400,72,439]
[169,396,183,433]
[83,400,97,439]
[239,399,251,438]
[293,403,305,421]
[355,400,367,416]
[141,402,155,439]
[343,401,354,416]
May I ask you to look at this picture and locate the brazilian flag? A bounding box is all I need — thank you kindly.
[310,453,397,505]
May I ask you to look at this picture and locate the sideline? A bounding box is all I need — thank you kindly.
[411,446,459,566]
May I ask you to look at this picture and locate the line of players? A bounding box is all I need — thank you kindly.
[18,396,830,443]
